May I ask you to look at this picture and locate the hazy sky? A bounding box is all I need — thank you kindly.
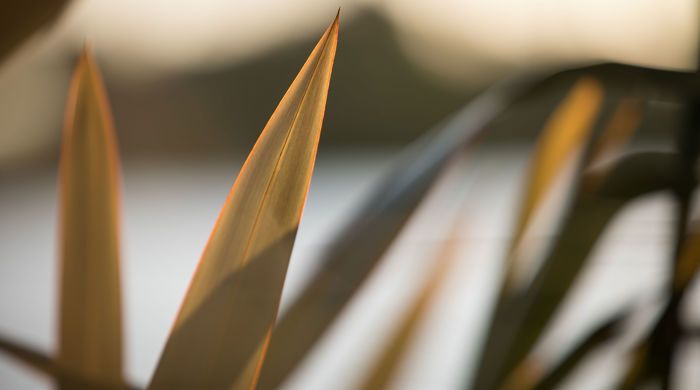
[15,0,698,81]
[0,0,696,164]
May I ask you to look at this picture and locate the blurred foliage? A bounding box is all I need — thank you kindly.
[2,9,700,390]
[57,49,123,389]
[149,17,338,390]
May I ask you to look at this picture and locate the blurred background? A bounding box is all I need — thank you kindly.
[1,0,699,389]
[0,0,696,167]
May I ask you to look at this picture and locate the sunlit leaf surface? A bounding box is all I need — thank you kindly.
[473,84,643,390]
[256,70,542,390]
[147,13,339,390]
[57,48,124,388]
[620,219,700,389]
[587,97,643,166]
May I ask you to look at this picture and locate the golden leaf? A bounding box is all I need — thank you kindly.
[148,12,339,390]
[57,47,124,388]
[503,77,603,291]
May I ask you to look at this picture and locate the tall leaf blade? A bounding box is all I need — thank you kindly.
[586,97,642,166]
[147,14,339,390]
[618,219,700,389]
[57,48,124,387]
[356,218,462,390]
[503,77,604,291]
[471,78,603,390]
[256,72,541,390]
[472,151,681,390]
[472,89,647,390]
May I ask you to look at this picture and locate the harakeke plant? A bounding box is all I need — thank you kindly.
[2,9,700,390]
[0,13,339,390]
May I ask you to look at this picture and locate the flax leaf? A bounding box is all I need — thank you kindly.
[57,48,124,388]
[147,13,339,390]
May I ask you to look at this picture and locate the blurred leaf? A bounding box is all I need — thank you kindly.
[522,306,632,390]
[473,77,604,390]
[618,219,700,390]
[616,340,651,390]
[0,335,55,377]
[356,217,462,390]
[582,97,644,194]
[473,89,643,390]
[256,70,543,390]
[57,48,124,388]
[0,334,141,390]
[499,358,543,390]
[0,0,68,62]
[502,77,604,292]
[645,94,700,390]
[147,14,339,390]
[471,151,682,390]
[586,97,643,166]
[500,151,681,381]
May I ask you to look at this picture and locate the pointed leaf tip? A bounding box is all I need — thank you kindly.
[58,48,123,387]
[149,17,338,390]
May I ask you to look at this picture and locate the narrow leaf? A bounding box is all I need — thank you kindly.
[526,306,632,390]
[500,317,617,390]
[471,151,682,390]
[0,334,56,378]
[147,13,339,390]
[256,71,543,390]
[641,95,700,390]
[472,90,647,390]
[473,78,604,390]
[582,96,644,194]
[502,77,604,292]
[356,217,462,390]
[57,47,124,388]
